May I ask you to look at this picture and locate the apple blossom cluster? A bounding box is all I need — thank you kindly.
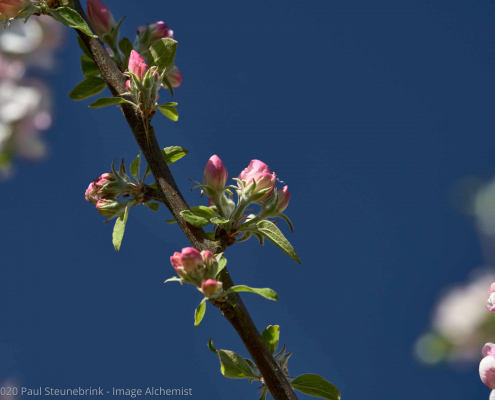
[194,155,292,245]
[85,159,157,222]
[168,247,224,299]
[479,281,495,397]
[0,14,62,178]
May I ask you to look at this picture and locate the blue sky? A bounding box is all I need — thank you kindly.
[2,0,495,398]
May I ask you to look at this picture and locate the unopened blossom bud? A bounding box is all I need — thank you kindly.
[84,172,132,205]
[180,247,203,272]
[238,160,276,201]
[0,0,27,19]
[85,182,100,205]
[95,198,132,220]
[201,251,218,278]
[203,155,228,190]
[489,282,495,295]
[200,279,223,298]
[276,186,290,213]
[488,293,495,313]
[86,0,116,37]
[128,50,149,81]
[481,343,495,389]
[137,21,173,42]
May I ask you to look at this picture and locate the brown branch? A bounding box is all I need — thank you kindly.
[69,1,298,399]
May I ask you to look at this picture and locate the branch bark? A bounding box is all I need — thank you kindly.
[70,2,298,399]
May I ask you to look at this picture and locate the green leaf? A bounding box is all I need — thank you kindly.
[118,37,133,69]
[77,36,92,59]
[207,338,218,354]
[49,7,97,38]
[162,74,174,96]
[161,102,178,106]
[69,77,106,101]
[148,38,178,71]
[191,206,216,219]
[158,105,179,121]
[256,220,301,264]
[88,97,136,109]
[259,389,268,400]
[147,202,159,211]
[211,217,229,224]
[261,325,280,354]
[290,374,340,400]
[144,146,189,177]
[80,55,100,78]
[194,298,207,327]
[181,210,211,228]
[206,232,216,240]
[130,153,141,181]
[276,212,294,233]
[216,254,227,275]
[164,276,182,283]
[224,285,278,301]
[216,349,258,379]
[112,205,130,251]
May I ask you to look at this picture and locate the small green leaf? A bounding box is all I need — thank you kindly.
[259,389,268,400]
[161,102,178,106]
[194,298,207,327]
[130,153,141,181]
[158,105,179,121]
[261,325,280,354]
[256,220,301,264]
[216,350,258,379]
[215,254,227,275]
[165,218,177,224]
[112,205,130,251]
[80,55,100,78]
[144,146,189,177]
[181,210,211,228]
[290,374,340,400]
[208,338,218,354]
[191,206,216,219]
[164,276,182,283]
[224,285,278,301]
[162,74,174,96]
[77,36,92,59]
[148,38,178,71]
[69,77,106,101]
[88,97,136,109]
[49,7,97,38]
[147,202,159,211]
[206,232,216,240]
[211,217,229,224]
[118,37,133,69]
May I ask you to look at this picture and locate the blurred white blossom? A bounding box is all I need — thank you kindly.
[0,15,63,178]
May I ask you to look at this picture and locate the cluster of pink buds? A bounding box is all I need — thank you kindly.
[134,21,173,57]
[84,160,143,221]
[480,283,495,392]
[198,155,290,226]
[124,50,165,115]
[169,248,223,299]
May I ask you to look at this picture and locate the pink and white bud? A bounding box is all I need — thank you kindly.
[85,182,100,205]
[239,159,271,181]
[179,247,204,272]
[0,0,27,19]
[481,345,495,389]
[128,50,149,81]
[170,252,182,270]
[488,292,495,313]
[489,282,495,295]
[238,159,277,201]
[137,21,173,42]
[86,0,116,37]
[203,155,228,190]
[201,279,223,298]
[201,251,215,267]
[276,186,290,213]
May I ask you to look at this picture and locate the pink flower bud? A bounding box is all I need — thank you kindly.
[203,155,228,190]
[0,0,27,19]
[166,65,183,88]
[86,0,116,37]
[488,293,495,313]
[484,343,495,358]
[128,50,149,81]
[137,21,173,42]
[489,282,495,295]
[180,247,203,272]
[238,160,276,201]
[170,252,182,270]
[201,250,215,266]
[276,186,290,213]
[481,350,495,389]
[201,279,223,298]
[85,182,100,205]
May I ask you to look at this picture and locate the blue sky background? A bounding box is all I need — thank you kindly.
[2,0,495,398]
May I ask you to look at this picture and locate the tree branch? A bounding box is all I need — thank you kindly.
[70,2,298,399]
